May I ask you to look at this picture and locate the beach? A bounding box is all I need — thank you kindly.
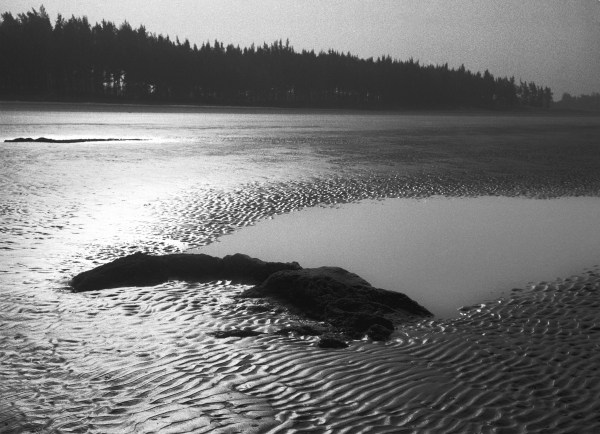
[2,102,600,432]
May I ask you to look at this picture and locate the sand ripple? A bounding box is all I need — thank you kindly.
[3,268,599,432]
[123,172,600,261]
[235,269,600,433]
[2,142,600,432]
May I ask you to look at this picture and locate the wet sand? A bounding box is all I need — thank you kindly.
[2,109,600,433]
[4,267,598,432]
[110,170,600,432]
[51,179,600,432]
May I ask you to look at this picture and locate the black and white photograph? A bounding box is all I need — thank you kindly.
[1,1,600,432]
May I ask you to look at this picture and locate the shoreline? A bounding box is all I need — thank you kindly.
[0,98,583,116]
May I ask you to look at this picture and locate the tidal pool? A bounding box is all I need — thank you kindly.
[198,196,600,317]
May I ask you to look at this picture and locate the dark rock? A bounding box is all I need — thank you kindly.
[366,324,394,341]
[275,324,326,336]
[5,137,142,143]
[71,253,433,346]
[342,313,394,336]
[220,253,301,283]
[70,252,301,291]
[210,329,264,338]
[245,304,272,314]
[241,266,431,339]
[318,336,349,349]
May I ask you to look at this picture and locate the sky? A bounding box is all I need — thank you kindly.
[2,0,599,97]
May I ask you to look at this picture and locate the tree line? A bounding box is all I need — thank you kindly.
[0,7,553,109]
[553,93,600,112]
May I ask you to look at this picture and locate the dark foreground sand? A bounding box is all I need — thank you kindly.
[9,265,596,432]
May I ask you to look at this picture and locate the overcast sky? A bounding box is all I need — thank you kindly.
[2,0,599,97]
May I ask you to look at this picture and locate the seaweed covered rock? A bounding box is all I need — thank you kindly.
[70,253,433,343]
[318,336,349,349]
[241,266,432,339]
[366,324,395,341]
[70,252,301,291]
[5,137,141,143]
[275,324,327,336]
[210,329,264,339]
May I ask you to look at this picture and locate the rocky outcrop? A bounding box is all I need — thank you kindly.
[5,137,142,143]
[70,252,301,292]
[318,336,349,349]
[209,329,264,339]
[71,254,432,342]
[241,266,432,340]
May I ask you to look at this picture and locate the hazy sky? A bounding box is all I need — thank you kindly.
[3,0,599,97]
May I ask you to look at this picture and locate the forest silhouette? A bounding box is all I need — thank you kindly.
[553,93,600,112]
[0,7,553,109]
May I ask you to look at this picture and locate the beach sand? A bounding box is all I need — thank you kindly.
[5,266,597,432]
[5,175,600,433]
[2,111,600,432]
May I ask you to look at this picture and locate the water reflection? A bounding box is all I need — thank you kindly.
[198,196,600,317]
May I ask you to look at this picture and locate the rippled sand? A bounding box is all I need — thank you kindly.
[2,177,600,433]
[3,268,599,432]
[2,176,600,433]
[3,108,600,432]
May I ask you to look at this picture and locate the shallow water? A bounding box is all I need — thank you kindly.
[2,102,600,432]
[198,196,600,317]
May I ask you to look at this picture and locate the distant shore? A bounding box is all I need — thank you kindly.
[0,97,578,116]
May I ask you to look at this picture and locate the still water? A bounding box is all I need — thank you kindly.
[1,101,599,311]
[199,196,600,317]
[1,102,600,431]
